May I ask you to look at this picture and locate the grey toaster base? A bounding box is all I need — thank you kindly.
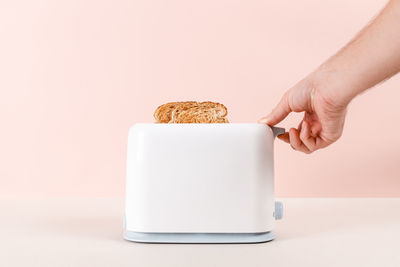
[124,230,275,244]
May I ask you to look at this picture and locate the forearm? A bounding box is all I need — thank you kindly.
[314,0,400,106]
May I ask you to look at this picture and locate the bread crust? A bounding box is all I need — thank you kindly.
[154,101,229,123]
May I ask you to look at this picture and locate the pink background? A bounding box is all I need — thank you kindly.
[1,0,399,197]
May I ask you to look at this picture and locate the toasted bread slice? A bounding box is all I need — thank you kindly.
[199,101,228,117]
[169,102,199,123]
[153,101,196,123]
[154,101,229,123]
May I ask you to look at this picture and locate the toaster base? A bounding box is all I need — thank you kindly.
[124,231,275,244]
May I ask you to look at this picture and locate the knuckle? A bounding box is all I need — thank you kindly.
[283,91,292,111]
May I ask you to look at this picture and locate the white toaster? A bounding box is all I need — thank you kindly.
[124,123,284,243]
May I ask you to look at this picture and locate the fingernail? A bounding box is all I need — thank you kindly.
[258,116,270,124]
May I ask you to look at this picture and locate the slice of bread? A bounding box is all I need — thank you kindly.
[153,102,195,123]
[154,101,229,123]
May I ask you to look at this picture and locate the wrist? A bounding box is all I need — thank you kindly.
[311,63,363,108]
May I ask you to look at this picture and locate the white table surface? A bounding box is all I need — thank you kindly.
[1,198,399,267]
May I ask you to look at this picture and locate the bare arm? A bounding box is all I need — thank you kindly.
[259,0,400,153]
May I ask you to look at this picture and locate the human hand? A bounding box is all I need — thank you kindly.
[259,72,349,153]
[258,0,400,154]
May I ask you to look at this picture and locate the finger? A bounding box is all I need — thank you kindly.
[277,132,290,143]
[300,121,317,152]
[304,112,322,137]
[289,128,311,154]
[258,92,291,126]
[297,120,303,131]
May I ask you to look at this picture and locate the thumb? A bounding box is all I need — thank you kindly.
[258,91,292,126]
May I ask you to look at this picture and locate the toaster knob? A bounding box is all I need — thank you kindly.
[274,201,283,220]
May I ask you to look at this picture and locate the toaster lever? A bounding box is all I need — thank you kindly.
[271,127,285,138]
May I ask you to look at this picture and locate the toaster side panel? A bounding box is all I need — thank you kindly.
[125,124,275,233]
